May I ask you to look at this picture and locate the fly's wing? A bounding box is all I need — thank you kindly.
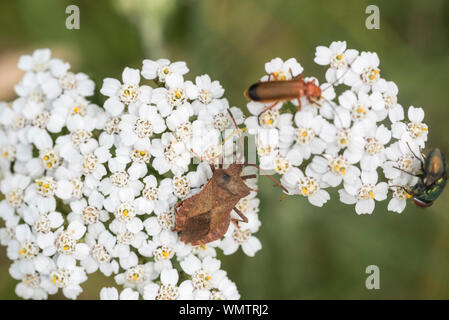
[425,150,445,186]
[179,211,211,245]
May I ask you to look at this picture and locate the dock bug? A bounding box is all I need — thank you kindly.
[174,109,286,246]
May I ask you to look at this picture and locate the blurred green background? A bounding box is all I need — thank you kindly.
[1,0,449,299]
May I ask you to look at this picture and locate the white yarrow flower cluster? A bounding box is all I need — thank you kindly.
[0,49,261,300]
[247,41,428,214]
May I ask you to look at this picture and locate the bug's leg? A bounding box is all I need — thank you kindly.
[172,201,182,231]
[241,174,257,180]
[232,207,248,228]
[231,219,240,229]
[210,164,215,173]
[190,148,205,166]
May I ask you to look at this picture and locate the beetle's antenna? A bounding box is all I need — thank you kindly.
[317,96,344,128]
[319,61,353,93]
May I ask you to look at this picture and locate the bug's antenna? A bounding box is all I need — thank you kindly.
[227,108,246,163]
[190,148,203,161]
[243,162,288,193]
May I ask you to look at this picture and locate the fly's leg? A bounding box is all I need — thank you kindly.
[406,142,424,170]
[393,166,421,178]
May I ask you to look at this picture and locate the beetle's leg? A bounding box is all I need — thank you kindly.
[289,68,295,79]
[297,96,302,111]
[289,68,302,80]
[241,174,257,180]
[264,100,280,111]
[257,100,280,123]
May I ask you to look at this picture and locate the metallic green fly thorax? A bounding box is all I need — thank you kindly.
[411,174,447,204]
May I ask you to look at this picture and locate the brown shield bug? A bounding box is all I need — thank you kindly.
[173,109,286,246]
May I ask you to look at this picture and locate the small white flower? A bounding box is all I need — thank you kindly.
[287,111,328,161]
[194,74,224,105]
[370,79,404,123]
[346,51,382,92]
[82,229,119,276]
[220,223,262,257]
[339,171,388,214]
[151,73,197,117]
[180,255,225,299]
[18,49,52,73]
[309,155,360,187]
[314,41,359,84]
[41,69,95,99]
[382,141,421,186]
[392,106,428,148]
[118,105,166,147]
[151,133,192,176]
[345,124,391,171]
[338,90,377,127]
[101,67,152,116]
[263,57,303,80]
[281,167,330,207]
[141,58,189,82]
[143,268,184,300]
